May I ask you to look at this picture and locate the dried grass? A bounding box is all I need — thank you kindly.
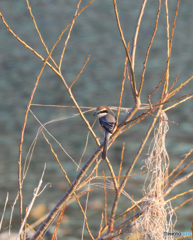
[139,111,176,240]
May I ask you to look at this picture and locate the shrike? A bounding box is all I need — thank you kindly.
[94,106,117,159]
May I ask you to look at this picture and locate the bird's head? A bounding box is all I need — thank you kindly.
[93,106,109,118]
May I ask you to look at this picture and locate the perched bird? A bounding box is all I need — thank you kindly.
[93,106,117,159]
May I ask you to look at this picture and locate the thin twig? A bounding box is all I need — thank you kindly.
[164,94,193,112]
[0,0,95,76]
[118,143,125,185]
[17,25,61,227]
[164,0,170,93]
[165,170,193,196]
[166,189,193,203]
[167,148,193,179]
[0,11,59,75]
[30,145,103,240]
[16,164,47,240]
[59,0,82,71]
[60,74,100,145]
[97,213,104,239]
[98,212,142,240]
[131,0,147,72]
[70,55,91,89]
[148,72,165,109]
[112,0,137,99]
[132,196,139,240]
[102,171,108,227]
[77,118,97,170]
[163,92,193,107]
[107,108,162,232]
[80,170,147,188]
[105,157,119,191]
[40,130,71,185]
[29,109,79,169]
[167,196,193,215]
[169,1,181,61]
[168,159,193,185]
[26,0,58,69]
[0,192,9,231]
[117,53,127,123]
[51,204,66,240]
[168,72,179,93]
[139,0,161,98]
[81,183,95,240]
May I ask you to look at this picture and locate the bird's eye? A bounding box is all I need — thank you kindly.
[99,110,108,114]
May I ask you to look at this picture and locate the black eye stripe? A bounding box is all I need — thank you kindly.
[98,110,108,114]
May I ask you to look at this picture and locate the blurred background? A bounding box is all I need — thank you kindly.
[0,0,193,239]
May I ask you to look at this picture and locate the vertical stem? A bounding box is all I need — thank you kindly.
[18,33,60,230]
[131,0,148,71]
[112,0,137,99]
[164,0,170,93]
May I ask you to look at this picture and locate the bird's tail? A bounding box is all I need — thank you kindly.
[102,132,111,159]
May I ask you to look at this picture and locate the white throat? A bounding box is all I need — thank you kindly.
[97,112,107,118]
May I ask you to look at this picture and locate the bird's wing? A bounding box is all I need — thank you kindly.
[99,118,116,134]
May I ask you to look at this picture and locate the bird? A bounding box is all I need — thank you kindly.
[93,106,117,159]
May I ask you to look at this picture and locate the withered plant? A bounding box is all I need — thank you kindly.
[0,0,193,240]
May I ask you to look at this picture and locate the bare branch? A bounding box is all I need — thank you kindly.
[131,0,147,71]
[0,192,9,231]
[139,0,161,97]
[165,170,193,196]
[112,0,138,99]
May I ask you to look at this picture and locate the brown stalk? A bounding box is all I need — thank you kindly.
[71,188,98,199]
[148,72,165,109]
[26,0,58,69]
[131,0,147,71]
[51,204,66,240]
[40,130,71,185]
[0,192,9,231]
[168,159,193,185]
[117,53,128,123]
[167,148,193,179]
[99,212,142,239]
[0,11,59,74]
[163,92,193,108]
[30,144,104,239]
[77,118,97,170]
[79,170,147,190]
[132,196,140,240]
[97,213,104,239]
[169,1,181,59]
[164,94,193,112]
[0,0,94,77]
[139,0,161,98]
[168,72,179,93]
[70,55,91,89]
[1,3,96,229]
[107,108,162,233]
[41,129,97,239]
[167,196,193,215]
[59,0,82,71]
[164,0,170,94]
[164,170,193,196]
[75,194,95,240]
[5,0,193,239]
[112,0,138,99]
[118,143,125,185]
[166,189,193,203]
[102,171,108,227]
[17,33,60,228]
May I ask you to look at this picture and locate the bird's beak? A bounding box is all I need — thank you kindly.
[93,111,97,116]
